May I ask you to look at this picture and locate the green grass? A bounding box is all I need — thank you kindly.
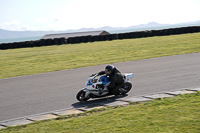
[1,92,200,133]
[0,32,200,79]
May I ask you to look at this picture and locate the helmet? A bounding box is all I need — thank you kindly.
[105,65,114,75]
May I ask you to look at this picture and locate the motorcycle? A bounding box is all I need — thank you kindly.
[76,73,134,102]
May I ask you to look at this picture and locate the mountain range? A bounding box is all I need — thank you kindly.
[0,21,200,40]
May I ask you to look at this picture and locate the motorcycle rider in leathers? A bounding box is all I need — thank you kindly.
[97,65,125,95]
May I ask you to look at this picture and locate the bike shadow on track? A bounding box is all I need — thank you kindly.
[71,94,128,109]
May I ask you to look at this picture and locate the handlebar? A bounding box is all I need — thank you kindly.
[90,73,98,78]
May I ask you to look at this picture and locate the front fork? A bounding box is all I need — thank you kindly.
[83,88,91,98]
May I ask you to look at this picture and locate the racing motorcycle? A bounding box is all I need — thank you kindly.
[76,73,134,102]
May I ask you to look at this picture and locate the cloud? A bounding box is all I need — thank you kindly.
[4,20,20,25]
[1,18,61,31]
[35,17,60,23]
[53,18,59,22]
[35,18,49,23]
[21,25,35,31]
[0,20,35,31]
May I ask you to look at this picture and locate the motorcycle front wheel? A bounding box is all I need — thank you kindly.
[119,82,132,95]
[76,90,90,102]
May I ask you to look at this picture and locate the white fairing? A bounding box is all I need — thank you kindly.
[83,73,134,98]
[123,73,134,82]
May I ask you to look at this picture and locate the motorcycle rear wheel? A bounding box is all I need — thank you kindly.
[76,90,90,102]
[119,82,132,95]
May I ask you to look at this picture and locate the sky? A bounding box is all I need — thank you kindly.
[0,0,200,31]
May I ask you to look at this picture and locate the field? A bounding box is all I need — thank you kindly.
[1,92,200,133]
[0,32,200,132]
[0,33,200,79]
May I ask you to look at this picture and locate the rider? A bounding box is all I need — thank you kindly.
[97,65,125,95]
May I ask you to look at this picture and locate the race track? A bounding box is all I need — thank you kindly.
[0,53,200,121]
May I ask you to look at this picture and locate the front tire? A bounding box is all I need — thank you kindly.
[119,82,132,95]
[76,90,90,102]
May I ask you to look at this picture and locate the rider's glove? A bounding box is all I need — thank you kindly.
[98,71,105,75]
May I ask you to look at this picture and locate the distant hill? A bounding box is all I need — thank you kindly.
[0,20,199,39]
[0,29,63,39]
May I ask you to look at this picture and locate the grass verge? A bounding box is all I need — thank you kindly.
[1,91,200,133]
[0,33,200,79]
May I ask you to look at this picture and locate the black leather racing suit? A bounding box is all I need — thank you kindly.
[98,67,125,95]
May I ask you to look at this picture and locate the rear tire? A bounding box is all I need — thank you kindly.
[119,82,132,95]
[76,90,90,102]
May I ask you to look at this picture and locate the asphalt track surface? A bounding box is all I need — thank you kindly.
[0,53,200,121]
